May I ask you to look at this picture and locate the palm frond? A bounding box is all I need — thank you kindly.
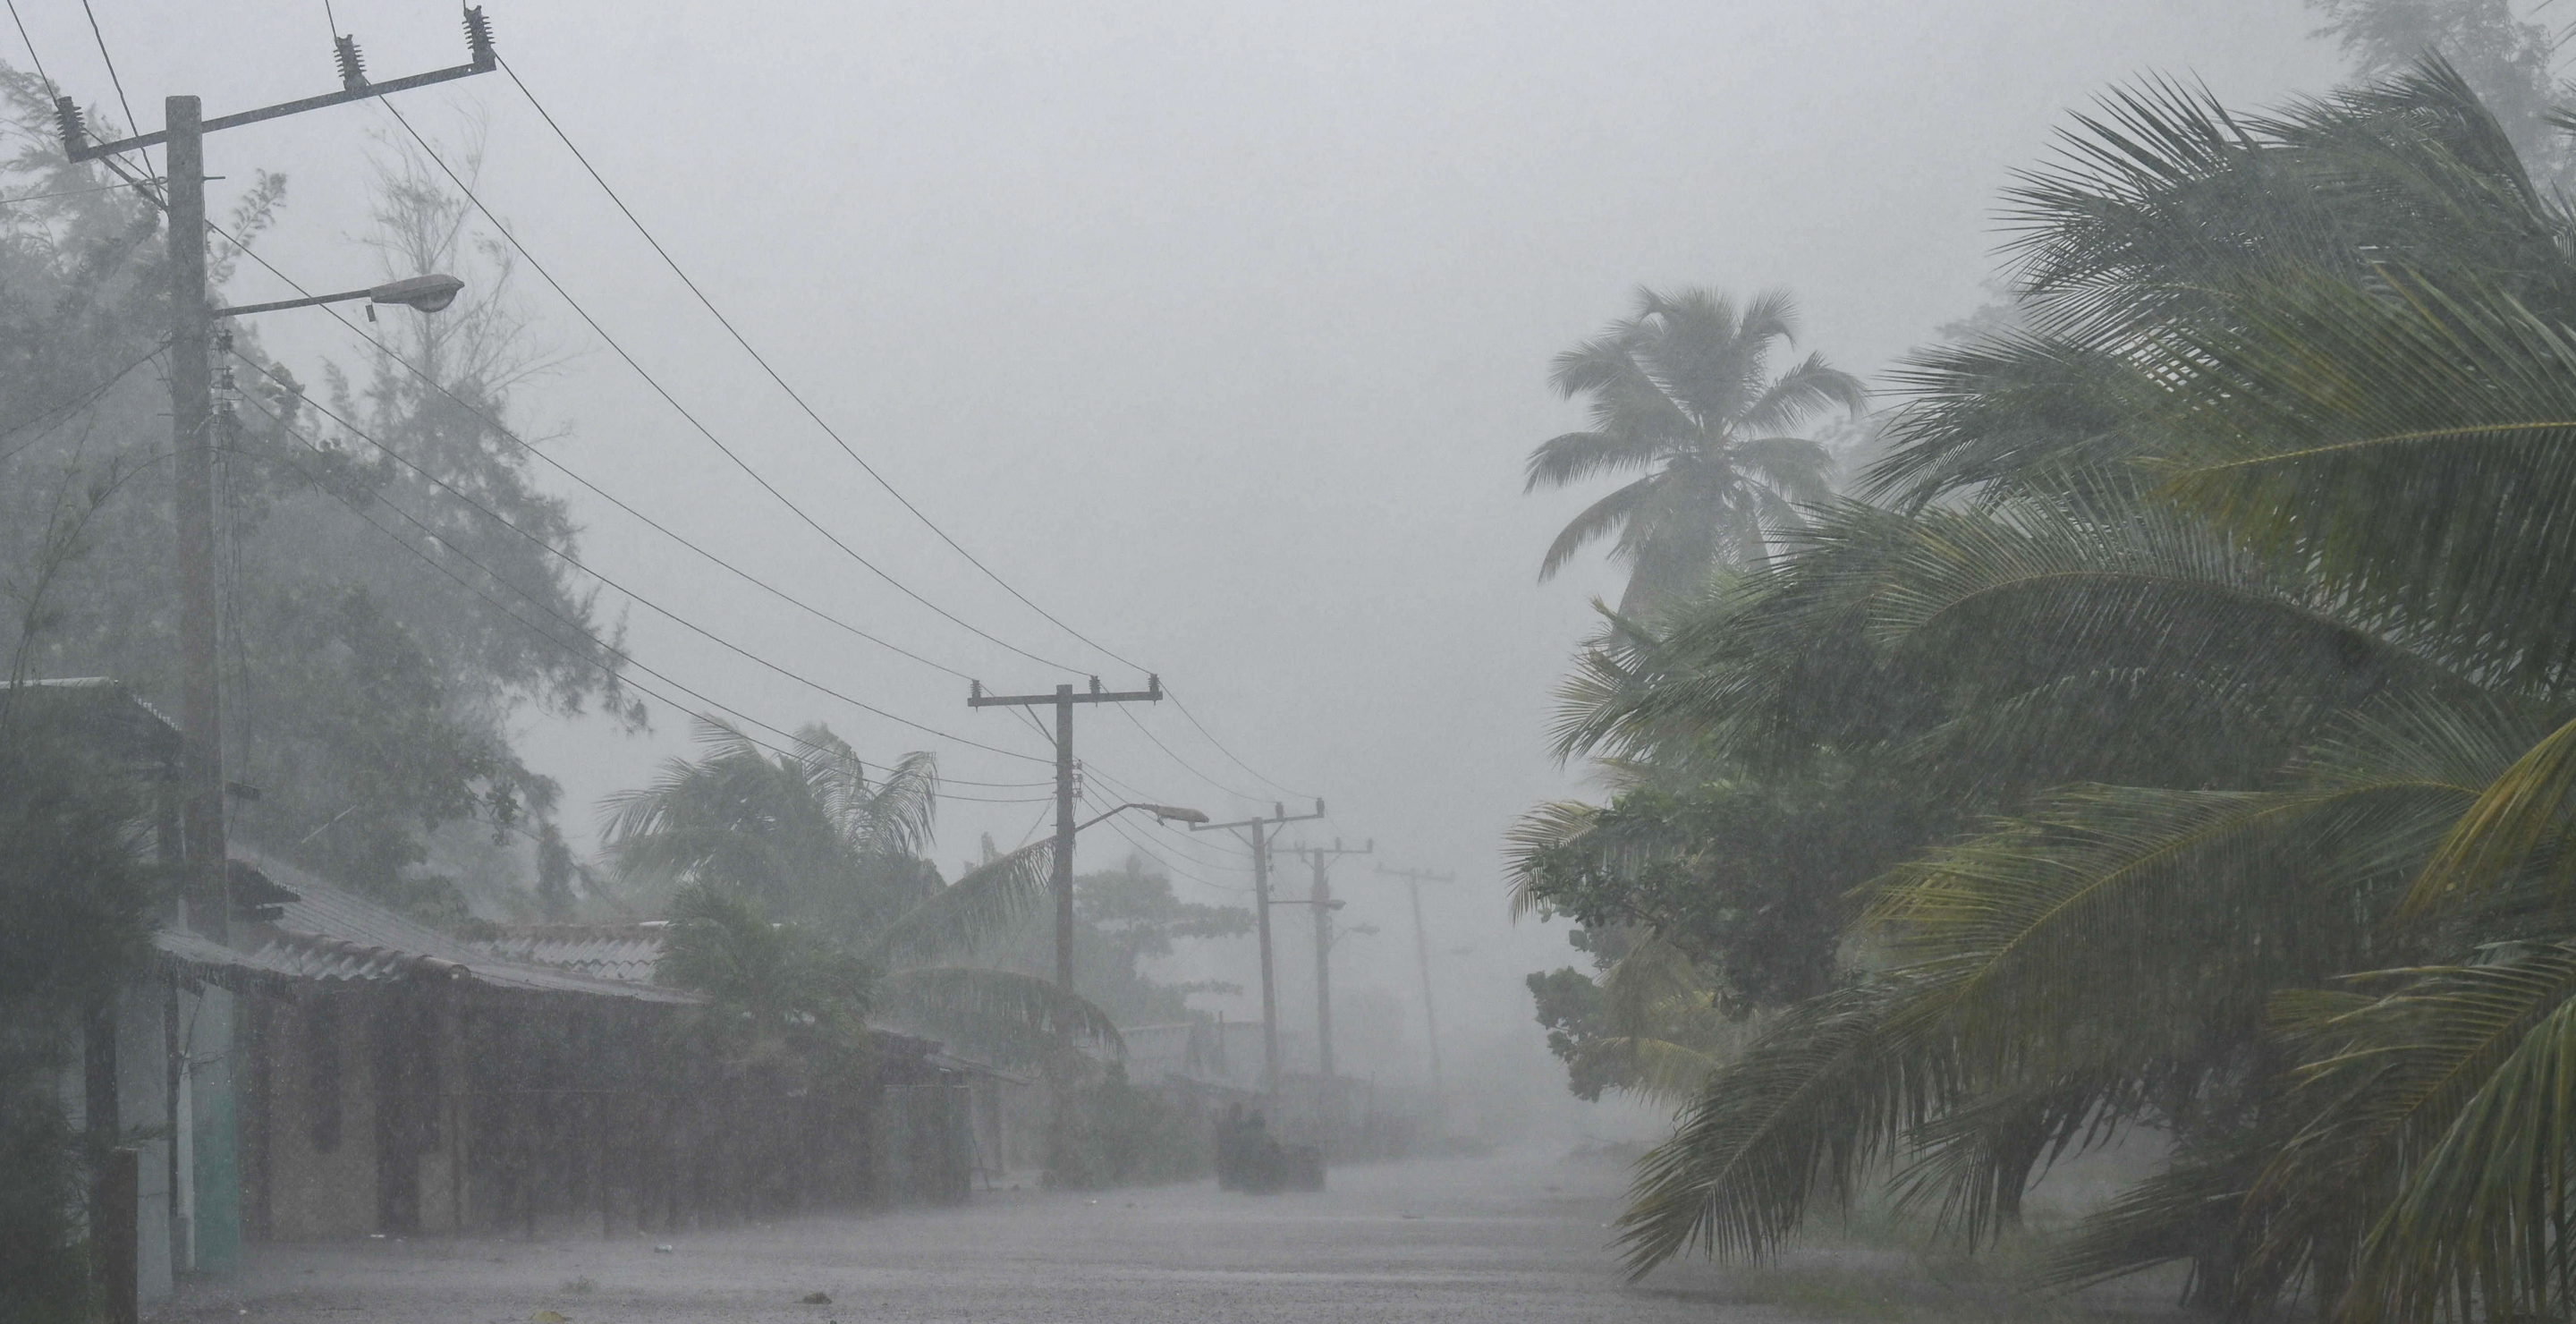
[1616,980,1942,1274]
[875,964,1122,1066]
[867,840,1053,966]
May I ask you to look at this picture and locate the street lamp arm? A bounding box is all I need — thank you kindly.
[215,273,463,320]
[214,288,373,319]
[1073,801,1209,834]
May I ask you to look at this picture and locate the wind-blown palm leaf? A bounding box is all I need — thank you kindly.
[866,840,1054,966]
[2152,269,2576,689]
[876,964,1122,1066]
[1616,980,1946,1274]
[2348,969,2576,1321]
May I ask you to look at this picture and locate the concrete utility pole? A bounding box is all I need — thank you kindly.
[1194,801,1326,1099]
[969,675,1162,989]
[1377,864,1456,1128]
[1287,839,1371,1079]
[54,8,499,942]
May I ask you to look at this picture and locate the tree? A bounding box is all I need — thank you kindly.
[983,852,1252,1027]
[0,707,158,1322]
[604,717,1115,1067]
[1542,60,2576,1321]
[2309,0,2565,176]
[0,75,632,922]
[1526,287,1864,615]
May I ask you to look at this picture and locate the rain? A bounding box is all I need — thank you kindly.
[0,2,2562,1320]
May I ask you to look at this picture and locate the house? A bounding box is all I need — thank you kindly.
[487,921,1003,1195]
[22,678,984,1315]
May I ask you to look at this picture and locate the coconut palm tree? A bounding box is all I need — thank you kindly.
[1528,286,1865,615]
[606,717,1115,1066]
[1553,60,2576,1320]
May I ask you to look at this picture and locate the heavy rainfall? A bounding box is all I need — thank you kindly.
[5,1,2572,1321]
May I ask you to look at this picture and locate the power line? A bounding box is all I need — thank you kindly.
[72,0,148,176]
[0,339,165,463]
[0,178,149,206]
[370,95,1091,678]
[1115,701,1264,802]
[497,54,1146,679]
[205,224,992,687]
[1080,788,1245,896]
[233,406,1055,809]
[231,355,1055,768]
[1165,684,1314,799]
[501,55,1317,819]
[6,0,54,92]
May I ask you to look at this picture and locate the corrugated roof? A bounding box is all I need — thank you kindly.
[482,923,669,985]
[161,849,703,1004]
[5,677,181,766]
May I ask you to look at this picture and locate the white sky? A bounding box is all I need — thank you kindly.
[17,0,2349,1058]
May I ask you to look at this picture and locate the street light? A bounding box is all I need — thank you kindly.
[215,272,464,319]
[164,268,465,944]
[1074,801,1208,833]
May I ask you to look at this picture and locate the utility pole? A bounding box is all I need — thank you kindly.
[969,675,1161,989]
[1194,801,1326,1099]
[55,9,499,942]
[1377,864,1455,1129]
[1287,838,1371,1079]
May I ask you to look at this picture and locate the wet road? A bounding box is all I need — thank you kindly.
[164,1153,1768,1323]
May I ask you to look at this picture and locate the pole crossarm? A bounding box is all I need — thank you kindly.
[965,674,1165,994]
[1191,800,1326,1098]
[969,675,1160,708]
[55,7,497,163]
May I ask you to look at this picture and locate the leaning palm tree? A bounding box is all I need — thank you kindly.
[606,717,1115,1066]
[1528,286,1866,614]
[1564,60,2576,1321]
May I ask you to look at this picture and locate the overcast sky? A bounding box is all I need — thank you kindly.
[20,1,2351,1063]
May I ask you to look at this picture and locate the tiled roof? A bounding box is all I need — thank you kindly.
[482,923,669,985]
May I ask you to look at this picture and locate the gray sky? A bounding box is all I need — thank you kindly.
[30,0,2348,1053]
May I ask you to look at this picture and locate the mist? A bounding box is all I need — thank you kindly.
[8,0,2526,1320]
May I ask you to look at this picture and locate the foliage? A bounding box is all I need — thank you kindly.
[655,883,878,1085]
[1512,59,2576,1321]
[1048,1061,1211,1189]
[986,852,1253,1027]
[0,715,157,1322]
[0,72,628,923]
[606,718,1117,1068]
[2308,0,2565,176]
[1525,287,1864,614]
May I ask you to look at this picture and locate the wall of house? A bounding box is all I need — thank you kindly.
[112,982,174,1302]
[180,982,242,1272]
[259,989,379,1238]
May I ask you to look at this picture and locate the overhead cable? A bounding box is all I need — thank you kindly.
[204,220,990,685]
[497,55,1143,677]
[371,96,1091,676]
[232,353,1054,768]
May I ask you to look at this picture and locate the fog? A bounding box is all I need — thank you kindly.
[5,0,2436,1313]
[12,0,2333,1080]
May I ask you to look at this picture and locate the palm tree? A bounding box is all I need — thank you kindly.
[1543,60,2576,1320]
[1528,287,1865,615]
[606,717,1115,1066]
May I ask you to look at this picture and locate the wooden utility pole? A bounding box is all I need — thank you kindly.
[969,675,1161,989]
[1287,839,1371,1079]
[1377,864,1455,1127]
[55,8,500,942]
[1194,801,1325,1099]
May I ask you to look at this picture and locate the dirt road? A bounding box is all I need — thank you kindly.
[153,1152,1794,1323]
